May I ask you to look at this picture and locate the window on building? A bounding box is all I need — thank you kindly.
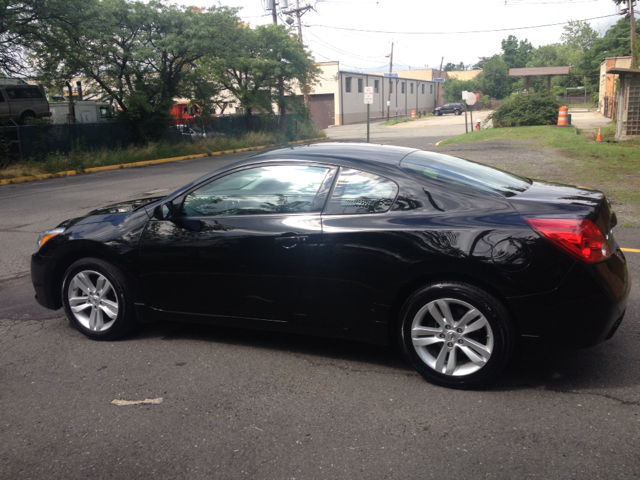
[389,81,393,94]
[422,84,425,94]
[358,78,363,93]
[374,80,379,93]
[430,84,433,94]
[346,77,352,93]
[410,83,414,94]
[401,82,405,94]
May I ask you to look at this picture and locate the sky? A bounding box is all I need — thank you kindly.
[174,0,623,72]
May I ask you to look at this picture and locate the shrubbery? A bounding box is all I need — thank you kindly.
[488,92,561,128]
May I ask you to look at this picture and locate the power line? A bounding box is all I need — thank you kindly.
[307,13,619,35]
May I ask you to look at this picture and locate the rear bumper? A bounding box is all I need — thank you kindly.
[508,248,630,356]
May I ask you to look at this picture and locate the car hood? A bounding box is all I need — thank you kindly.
[56,196,165,229]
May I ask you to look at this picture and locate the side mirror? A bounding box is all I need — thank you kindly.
[153,203,176,220]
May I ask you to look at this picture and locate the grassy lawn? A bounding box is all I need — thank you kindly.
[439,125,640,226]
[0,130,325,181]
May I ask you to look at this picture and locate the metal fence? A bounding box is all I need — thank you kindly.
[0,113,304,162]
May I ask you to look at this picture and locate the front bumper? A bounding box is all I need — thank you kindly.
[31,252,61,310]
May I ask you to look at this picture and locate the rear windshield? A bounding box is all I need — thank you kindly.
[401,151,531,198]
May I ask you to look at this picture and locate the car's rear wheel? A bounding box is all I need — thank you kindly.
[62,258,137,340]
[19,111,36,125]
[454,109,462,115]
[399,282,514,389]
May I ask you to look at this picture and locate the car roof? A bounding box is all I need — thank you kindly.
[250,142,418,168]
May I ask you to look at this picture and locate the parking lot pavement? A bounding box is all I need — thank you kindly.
[1,131,639,478]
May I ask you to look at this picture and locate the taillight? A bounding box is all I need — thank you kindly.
[525,218,611,263]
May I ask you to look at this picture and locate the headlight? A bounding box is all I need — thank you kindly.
[37,227,65,249]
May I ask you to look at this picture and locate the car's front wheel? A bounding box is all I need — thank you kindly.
[399,282,514,389]
[436,111,443,116]
[62,258,137,340]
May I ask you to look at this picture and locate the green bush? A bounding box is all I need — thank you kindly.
[488,92,561,128]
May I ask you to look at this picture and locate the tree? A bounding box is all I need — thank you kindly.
[478,55,511,99]
[501,35,534,69]
[31,0,239,141]
[443,78,477,102]
[204,24,318,130]
[578,18,640,93]
[443,62,466,72]
[561,20,599,54]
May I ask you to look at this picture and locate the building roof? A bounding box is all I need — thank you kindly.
[447,70,482,81]
[509,66,571,77]
[606,68,640,75]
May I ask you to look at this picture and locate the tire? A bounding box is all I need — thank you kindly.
[454,110,462,116]
[19,111,36,125]
[62,257,137,340]
[399,281,514,389]
[436,111,442,116]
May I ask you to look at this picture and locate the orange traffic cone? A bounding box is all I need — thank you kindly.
[596,126,602,142]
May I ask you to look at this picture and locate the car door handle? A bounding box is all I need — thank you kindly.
[274,235,308,249]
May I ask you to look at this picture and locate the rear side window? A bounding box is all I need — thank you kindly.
[325,168,398,215]
[401,151,531,198]
[26,87,44,98]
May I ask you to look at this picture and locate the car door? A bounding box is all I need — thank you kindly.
[137,163,336,322]
[291,167,404,339]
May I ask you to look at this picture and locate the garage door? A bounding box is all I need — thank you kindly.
[308,94,335,129]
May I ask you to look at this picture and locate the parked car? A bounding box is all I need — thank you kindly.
[433,102,465,116]
[31,143,629,389]
[0,84,52,124]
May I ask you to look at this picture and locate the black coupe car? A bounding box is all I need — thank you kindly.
[31,143,629,389]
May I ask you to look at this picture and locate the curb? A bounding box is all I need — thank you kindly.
[0,136,329,186]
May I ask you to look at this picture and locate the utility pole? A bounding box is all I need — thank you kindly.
[283,1,313,105]
[271,0,277,24]
[435,56,443,110]
[630,0,637,68]
[386,42,394,121]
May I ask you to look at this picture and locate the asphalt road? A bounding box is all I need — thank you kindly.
[1,119,639,478]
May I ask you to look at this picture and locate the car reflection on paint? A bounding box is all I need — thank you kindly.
[31,143,629,389]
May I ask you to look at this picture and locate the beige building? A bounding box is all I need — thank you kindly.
[599,56,632,118]
[302,62,437,127]
[447,70,483,81]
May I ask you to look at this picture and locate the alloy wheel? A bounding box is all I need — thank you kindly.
[410,298,494,376]
[67,270,119,331]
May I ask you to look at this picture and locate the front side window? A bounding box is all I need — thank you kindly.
[325,168,398,215]
[182,165,330,217]
[358,78,363,93]
[346,77,352,93]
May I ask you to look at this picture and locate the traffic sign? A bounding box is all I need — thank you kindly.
[383,73,398,77]
[364,86,373,104]
[433,78,445,82]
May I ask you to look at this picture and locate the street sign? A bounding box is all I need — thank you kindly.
[433,78,445,82]
[466,92,477,105]
[383,73,398,77]
[364,86,373,104]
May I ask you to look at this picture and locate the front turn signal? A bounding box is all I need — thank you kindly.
[37,228,65,249]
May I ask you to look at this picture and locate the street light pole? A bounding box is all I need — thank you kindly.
[386,42,394,122]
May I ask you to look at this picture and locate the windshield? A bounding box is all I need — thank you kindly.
[401,151,531,198]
